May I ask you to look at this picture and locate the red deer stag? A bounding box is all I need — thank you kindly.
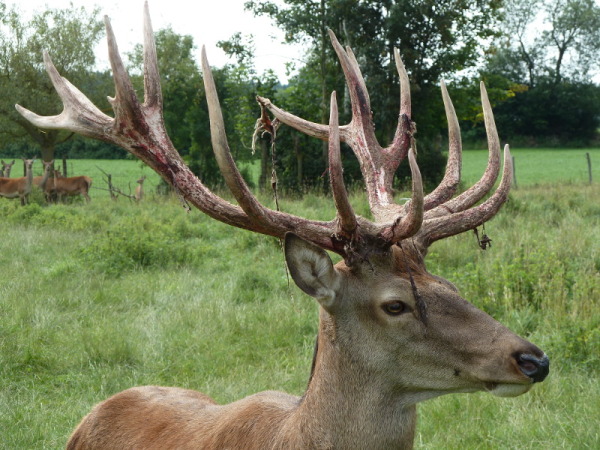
[16,4,549,449]
[0,159,15,177]
[0,158,34,205]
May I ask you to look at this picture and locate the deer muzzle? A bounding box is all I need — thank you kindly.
[516,353,550,383]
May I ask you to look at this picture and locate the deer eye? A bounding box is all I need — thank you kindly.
[382,301,410,316]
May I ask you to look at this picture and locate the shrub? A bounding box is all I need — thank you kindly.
[80,216,212,275]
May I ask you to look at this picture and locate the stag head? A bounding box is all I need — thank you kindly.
[16,3,548,448]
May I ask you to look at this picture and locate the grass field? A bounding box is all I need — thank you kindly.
[462,147,598,186]
[4,147,599,201]
[0,151,599,448]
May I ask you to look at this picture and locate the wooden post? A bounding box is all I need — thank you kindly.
[107,174,117,200]
[96,165,118,200]
[62,157,68,177]
[586,152,592,184]
[512,156,517,189]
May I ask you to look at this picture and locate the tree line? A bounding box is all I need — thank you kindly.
[1,0,599,191]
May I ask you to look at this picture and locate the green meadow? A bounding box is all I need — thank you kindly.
[5,147,599,197]
[0,149,598,448]
[461,147,598,186]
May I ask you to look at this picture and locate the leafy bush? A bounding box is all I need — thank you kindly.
[81,218,212,275]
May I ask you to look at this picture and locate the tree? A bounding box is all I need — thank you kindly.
[544,0,600,83]
[129,29,279,189]
[0,3,104,161]
[272,60,328,190]
[217,32,280,189]
[493,0,600,86]
[470,74,600,146]
[474,0,600,145]
[246,0,338,190]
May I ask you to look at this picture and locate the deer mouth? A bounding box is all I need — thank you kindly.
[484,381,533,398]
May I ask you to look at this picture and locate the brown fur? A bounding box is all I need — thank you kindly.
[0,159,34,205]
[0,159,15,177]
[32,161,54,199]
[134,175,146,202]
[50,175,92,203]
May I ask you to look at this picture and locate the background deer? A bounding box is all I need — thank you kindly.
[134,175,146,202]
[0,159,15,177]
[17,4,549,449]
[0,158,34,205]
[33,160,54,200]
[50,173,93,203]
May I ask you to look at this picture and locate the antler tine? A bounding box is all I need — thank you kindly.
[343,45,369,99]
[142,2,161,109]
[378,147,424,243]
[255,28,377,146]
[418,145,512,247]
[424,81,501,220]
[395,48,411,118]
[15,52,112,139]
[384,48,413,175]
[201,47,275,226]
[327,30,377,146]
[328,91,357,238]
[419,80,462,211]
[105,16,143,123]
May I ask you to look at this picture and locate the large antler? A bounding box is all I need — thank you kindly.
[256,33,512,255]
[16,1,510,260]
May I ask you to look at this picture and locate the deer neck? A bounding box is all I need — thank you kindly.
[24,164,34,191]
[286,309,417,449]
[40,166,50,189]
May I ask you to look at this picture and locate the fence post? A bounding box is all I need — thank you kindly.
[586,152,592,184]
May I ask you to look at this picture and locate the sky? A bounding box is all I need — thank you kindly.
[6,0,305,82]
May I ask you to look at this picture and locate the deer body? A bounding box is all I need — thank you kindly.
[51,175,92,202]
[134,175,146,201]
[0,159,34,205]
[17,4,549,449]
[67,387,411,450]
[33,160,54,198]
[66,240,544,450]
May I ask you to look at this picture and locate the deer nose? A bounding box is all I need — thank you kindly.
[517,353,550,383]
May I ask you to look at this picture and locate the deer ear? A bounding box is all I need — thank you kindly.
[284,233,342,311]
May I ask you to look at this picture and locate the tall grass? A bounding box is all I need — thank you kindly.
[0,164,598,448]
